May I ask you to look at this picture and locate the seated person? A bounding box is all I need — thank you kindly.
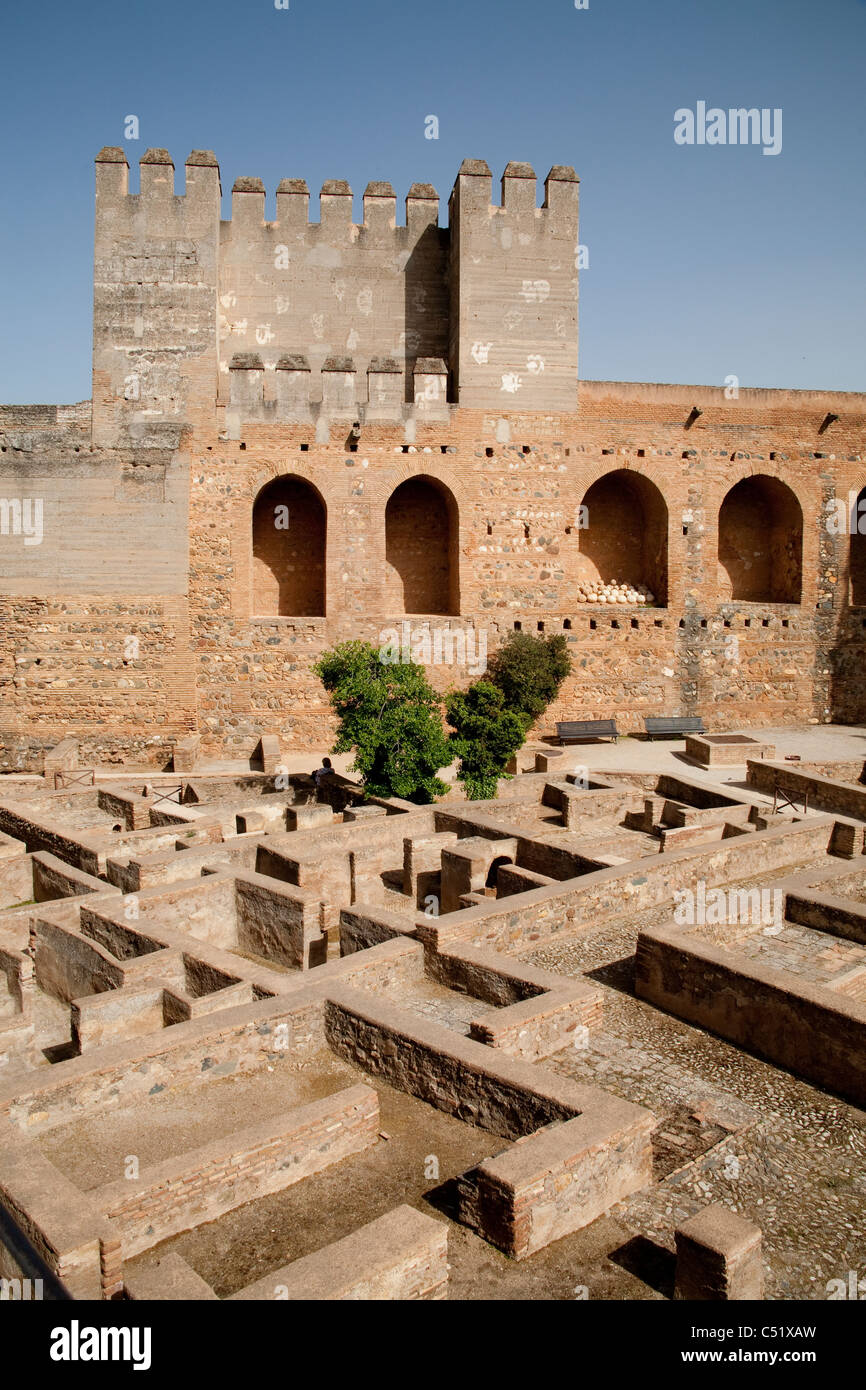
[313,756,334,788]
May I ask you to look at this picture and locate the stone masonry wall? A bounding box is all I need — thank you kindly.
[2,385,864,765]
[0,146,864,767]
[95,1082,378,1259]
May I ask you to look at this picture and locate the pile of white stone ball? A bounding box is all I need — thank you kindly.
[576,580,655,605]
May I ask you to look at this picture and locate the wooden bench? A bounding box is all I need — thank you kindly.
[644,716,706,741]
[557,719,619,745]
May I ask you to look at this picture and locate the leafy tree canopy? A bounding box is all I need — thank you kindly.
[446,680,530,801]
[486,631,571,722]
[314,641,451,803]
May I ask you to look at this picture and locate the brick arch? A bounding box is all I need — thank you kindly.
[364,458,468,513]
[384,474,460,616]
[718,474,803,604]
[252,474,327,617]
[576,467,669,605]
[851,483,866,607]
[575,458,672,499]
[244,458,336,509]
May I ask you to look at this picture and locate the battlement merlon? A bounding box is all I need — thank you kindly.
[94,150,574,231]
[448,158,579,226]
[95,148,222,239]
[91,150,579,426]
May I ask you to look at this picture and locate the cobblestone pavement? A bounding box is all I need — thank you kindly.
[523,855,866,1300]
[360,972,484,1035]
[713,920,866,990]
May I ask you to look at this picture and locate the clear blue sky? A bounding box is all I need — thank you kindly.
[1,0,864,402]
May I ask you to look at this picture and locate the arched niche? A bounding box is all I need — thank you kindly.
[718,475,803,603]
[252,475,327,617]
[384,476,459,615]
[577,469,669,604]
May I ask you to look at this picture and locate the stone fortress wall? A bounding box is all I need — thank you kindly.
[0,148,864,770]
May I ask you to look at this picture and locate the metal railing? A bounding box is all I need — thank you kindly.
[53,768,95,790]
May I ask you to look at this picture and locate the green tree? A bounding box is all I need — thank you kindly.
[446,680,530,801]
[314,641,451,803]
[486,631,571,722]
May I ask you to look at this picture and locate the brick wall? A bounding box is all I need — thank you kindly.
[635,925,866,1107]
[2,379,865,765]
[746,759,866,818]
[95,1082,378,1259]
[230,1204,448,1301]
[424,815,834,954]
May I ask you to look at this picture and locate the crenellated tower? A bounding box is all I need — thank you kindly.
[448,160,580,410]
[92,147,221,448]
[91,149,580,441]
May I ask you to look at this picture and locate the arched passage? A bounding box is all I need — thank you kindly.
[485,855,513,892]
[718,476,802,603]
[252,476,326,616]
[851,486,866,606]
[577,469,668,604]
[385,476,459,615]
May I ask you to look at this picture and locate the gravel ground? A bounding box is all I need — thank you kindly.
[522,854,866,1300]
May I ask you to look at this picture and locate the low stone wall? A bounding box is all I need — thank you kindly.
[324,986,581,1138]
[428,942,543,1005]
[340,903,421,954]
[423,817,834,955]
[402,830,456,907]
[0,940,421,1134]
[95,1083,379,1259]
[435,804,598,881]
[32,852,111,903]
[0,1118,117,1298]
[635,925,866,1107]
[34,915,128,1002]
[106,832,255,893]
[97,788,152,832]
[456,1103,654,1260]
[0,802,103,876]
[428,941,603,1060]
[469,982,603,1062]
[685,734,776,768]
[795,760,866,784]
[0,994,324,1134]
[230,1205,448,1301]
[0,943,34,1015]
[747,760,866,819]
[0,798,225,879]
[323,985,653,1258]
[235,871,325,969]
[785,890,866,945]
[72,982,166,1052]
[496,864,555,897]
[257,809,433,906]
[162,978,254,1025]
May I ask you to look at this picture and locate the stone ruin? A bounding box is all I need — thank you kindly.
[0,145,864,1304]
[0,742,864,1300]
